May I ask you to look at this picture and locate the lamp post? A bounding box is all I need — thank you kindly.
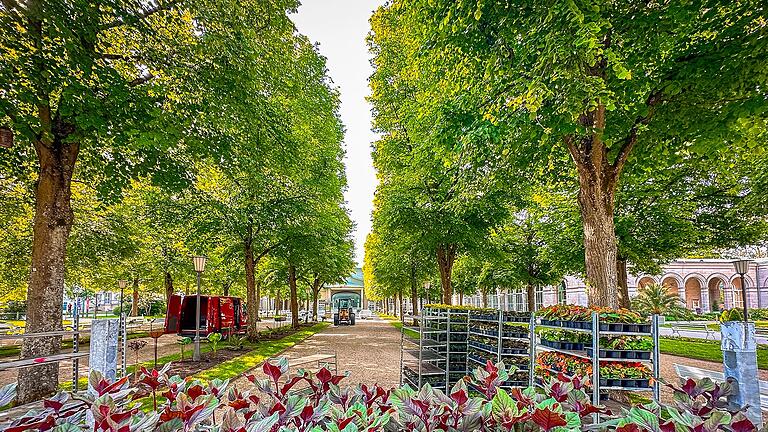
[118,279,128,376]
[732,259,753,324]
[192,256,206,361]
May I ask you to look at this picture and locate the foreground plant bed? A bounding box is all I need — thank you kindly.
[0,358,759,432]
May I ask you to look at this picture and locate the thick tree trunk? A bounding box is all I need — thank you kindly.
[18,134,78,403]
[164,271,174,304]
[617,257,631,309]
[436,244,457,305]
[570,131,620,309]
[482,291,488,308]
[527,283,536,312]
[398,290,404,323]
[131,277,139,316]
[459,292,463,305]
[288,265,299,329]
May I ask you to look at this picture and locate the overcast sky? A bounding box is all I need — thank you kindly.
[291,0,384,266]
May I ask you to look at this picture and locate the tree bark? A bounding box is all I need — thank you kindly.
[131,277,139,316]
[436,244,457,304]
[164,271,174,304]
[527,283,536,313]
[288,265,299,329]
[312,277,321,322]
[18,129,78,403]
[617,257,631,309]
[244,240,260,340]
[568,123,620,309]
[398,290,404,322]
[410,263,419,325]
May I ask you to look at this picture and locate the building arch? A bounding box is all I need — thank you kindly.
[683,275,704,310]
[661,275,683,305]
[729,274,754,309]
[636,276,658,289]
[706,276,727,312]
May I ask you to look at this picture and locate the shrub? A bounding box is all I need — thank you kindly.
[0,360,758,432]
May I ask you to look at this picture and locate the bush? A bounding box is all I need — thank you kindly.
[0,359,758,432]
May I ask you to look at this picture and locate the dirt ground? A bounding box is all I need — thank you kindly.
[233,315,402,391]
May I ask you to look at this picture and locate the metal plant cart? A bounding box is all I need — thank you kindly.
[534,311,662,418]
[399,306,448,390]
[467,309,535,389]
[445,308,469,389]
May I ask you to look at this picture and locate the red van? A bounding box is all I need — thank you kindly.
[165,294,248,337]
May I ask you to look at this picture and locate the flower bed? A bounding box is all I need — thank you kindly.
[0,359,757,432]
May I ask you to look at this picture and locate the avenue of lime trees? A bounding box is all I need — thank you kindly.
[0,1,355,403]
[364,1,768,313]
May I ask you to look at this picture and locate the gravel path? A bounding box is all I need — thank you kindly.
[233,315,402,390]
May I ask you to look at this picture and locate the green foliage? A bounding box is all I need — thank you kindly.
[207,332,222,358]
[632,284,683,316]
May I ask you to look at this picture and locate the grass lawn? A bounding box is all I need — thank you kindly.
[61,322,329,392]
[660,336,768,369]
[388,320,418,340]
[0,331,150,359]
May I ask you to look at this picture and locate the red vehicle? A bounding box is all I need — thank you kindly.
[165,294,247,337]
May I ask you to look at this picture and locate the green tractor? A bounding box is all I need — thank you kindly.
[333,298,355,326]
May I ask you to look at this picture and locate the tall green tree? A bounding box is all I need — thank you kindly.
[402,0,768,307]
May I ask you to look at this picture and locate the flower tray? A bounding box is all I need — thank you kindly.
[585,348,651,360]
[501,347,528,355]
[541,339,585,351]
[599,378,651,389]
[503,330,529,339]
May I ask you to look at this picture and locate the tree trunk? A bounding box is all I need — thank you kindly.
[459,292,463,305]
[398,290,404,323]
[312,278,321,322]
[131,277,139,316]
[384,297,389,315]
[18,132,78,403]
[527,283,536,312]
[223,282,230,296]
[410,264,419,325]
[482,291,488,308]
[244,241,260,340]
[436,244,457,305]
[571,139,620,309]
[288,265,299,329]
[617,257,631,309]
[164,271,174,304]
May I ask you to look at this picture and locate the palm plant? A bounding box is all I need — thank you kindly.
[632,283,683,315]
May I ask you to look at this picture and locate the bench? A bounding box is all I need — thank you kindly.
[670,321,716,339]
[674,364,768,411]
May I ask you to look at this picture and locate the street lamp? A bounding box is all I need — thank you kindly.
[192,256,206,361]
[118,279,128,377]
[732,259,753,324]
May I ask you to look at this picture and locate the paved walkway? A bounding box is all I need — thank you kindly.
[234,315,402,389]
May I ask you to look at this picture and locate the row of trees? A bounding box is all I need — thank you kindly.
[0,0,354,403]
[364,1,768,312]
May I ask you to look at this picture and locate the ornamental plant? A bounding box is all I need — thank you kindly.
[0,360,759,432]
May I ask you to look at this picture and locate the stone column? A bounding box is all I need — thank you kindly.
[721,321,762,426]
[88,318,119,393]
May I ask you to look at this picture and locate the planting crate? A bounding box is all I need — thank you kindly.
[585,347,652,360]
[534,307,661,407]
[540,339,585,351]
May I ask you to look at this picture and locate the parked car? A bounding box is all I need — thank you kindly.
[358,309,373,320]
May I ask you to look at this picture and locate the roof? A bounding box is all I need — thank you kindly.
[327,267,364,288]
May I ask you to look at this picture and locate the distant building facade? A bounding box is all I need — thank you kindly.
[459,258,768,312]
[321,267,366,310]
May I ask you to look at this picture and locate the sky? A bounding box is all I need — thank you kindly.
[291,0,385,266]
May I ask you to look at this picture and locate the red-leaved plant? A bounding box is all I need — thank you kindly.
[0,360,760,432]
